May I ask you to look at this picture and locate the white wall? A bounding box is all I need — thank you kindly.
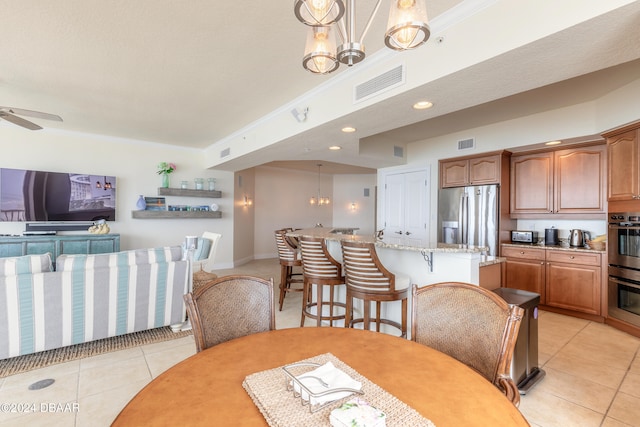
[253,166,333,259]
[331,174,377,237]
[0,126,236,268]
[233,168,255,265]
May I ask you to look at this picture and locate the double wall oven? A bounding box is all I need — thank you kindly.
[608,212,640,327]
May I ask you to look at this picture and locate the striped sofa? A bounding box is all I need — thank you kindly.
[0,246,189,359]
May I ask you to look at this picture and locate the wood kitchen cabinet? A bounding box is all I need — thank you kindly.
[545,250,601,316]
[439,151,508,188]
[502,246,546,303]
[510,144,606,218]
[501,244,605,320]
[603,123,640,202]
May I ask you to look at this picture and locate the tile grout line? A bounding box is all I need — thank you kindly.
[600,345,640,426]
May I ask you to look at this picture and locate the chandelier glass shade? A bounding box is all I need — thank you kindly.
[294,0,430,74]
[385,0,430,50]
[303,26,339,74]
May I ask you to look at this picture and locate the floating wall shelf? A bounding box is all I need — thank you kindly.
[131,210,222,219]
[131,187,223,219]
[157,188,221,198]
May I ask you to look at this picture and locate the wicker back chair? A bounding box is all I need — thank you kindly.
[411,282,524,406]
[184,275,275,352]
[298,236,347,327]
[340,240,410,337]
[274,229,304,311]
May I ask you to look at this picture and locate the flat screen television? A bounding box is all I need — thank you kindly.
[0,167,116,229]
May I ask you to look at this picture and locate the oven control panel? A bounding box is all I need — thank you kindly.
[610,213,640,225]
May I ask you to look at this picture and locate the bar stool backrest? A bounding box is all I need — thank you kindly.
[274,229,298,264]
[299,236,342,280]
[341,241,396,293]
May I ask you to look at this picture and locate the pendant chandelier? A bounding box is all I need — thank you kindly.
[310,164,330,206]
[294,0,430,74]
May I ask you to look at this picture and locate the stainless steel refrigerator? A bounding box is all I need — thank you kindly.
[437,184,499,256]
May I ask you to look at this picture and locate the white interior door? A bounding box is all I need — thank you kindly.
[383,170,429,245]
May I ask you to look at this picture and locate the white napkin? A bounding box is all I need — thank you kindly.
[294,362,362,405]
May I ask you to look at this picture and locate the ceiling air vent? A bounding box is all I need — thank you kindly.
[457,138,475,151]
[220,147,230,158]
[354,65,405,103]
[393,145,404,158]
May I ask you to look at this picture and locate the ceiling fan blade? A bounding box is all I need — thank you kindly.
[0,112,43,130]
[0,106,63,122]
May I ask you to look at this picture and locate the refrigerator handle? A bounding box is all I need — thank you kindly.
[459,191,468,245]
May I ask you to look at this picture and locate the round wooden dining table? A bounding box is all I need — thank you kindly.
[112,327,529,427]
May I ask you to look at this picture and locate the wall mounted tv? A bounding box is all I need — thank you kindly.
[0,167,116,230]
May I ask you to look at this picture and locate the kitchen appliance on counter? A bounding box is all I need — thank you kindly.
[569,229,591,247]
[511,230,538,244]
[437,185,499,256]
[544,228,558,246]
[608,212,640,328]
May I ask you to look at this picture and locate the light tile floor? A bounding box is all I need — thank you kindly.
[0,258,639,426]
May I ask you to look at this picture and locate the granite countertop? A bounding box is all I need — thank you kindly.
[480,256,507,267]
[502,242,606,254]
[288,227,489,254]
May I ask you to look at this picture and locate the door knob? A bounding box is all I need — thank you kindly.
[395,231,403,234]
[405,231,412,235]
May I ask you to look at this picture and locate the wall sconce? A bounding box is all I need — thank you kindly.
[350,202,357,211]
[244,195,253,207]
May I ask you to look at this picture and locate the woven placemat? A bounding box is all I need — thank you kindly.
[242,353,435,427]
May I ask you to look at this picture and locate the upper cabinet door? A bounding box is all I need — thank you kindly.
[554,145,606,214]
[469,154,502,185]
[440,159,468,188]
[607,129,639,201]
[510,152,553,215]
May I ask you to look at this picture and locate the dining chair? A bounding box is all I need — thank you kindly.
[411,282,524,406]
[274,229,304,311]
[298,236,347,327]
[340,240,410,337]
[183,275,275,352]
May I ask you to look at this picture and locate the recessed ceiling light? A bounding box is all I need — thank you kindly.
[329,145,341,150]
[545,140,562,146]
[342,126,356,133]
[413,101,433,110]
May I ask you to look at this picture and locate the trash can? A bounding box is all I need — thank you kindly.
[492,288,546,394]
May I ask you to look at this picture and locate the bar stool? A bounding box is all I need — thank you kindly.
[274,229,303,311]
[340,240,410,338]
[299,236,347,327]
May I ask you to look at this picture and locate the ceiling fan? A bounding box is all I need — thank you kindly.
[0,106,63,130]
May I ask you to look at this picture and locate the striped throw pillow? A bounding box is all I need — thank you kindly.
[0,253,53,276]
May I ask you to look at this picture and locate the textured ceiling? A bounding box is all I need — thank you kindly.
[1,1,640,174]
[0,0,459,148]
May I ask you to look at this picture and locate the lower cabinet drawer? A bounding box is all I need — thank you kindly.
[545,250,600,266]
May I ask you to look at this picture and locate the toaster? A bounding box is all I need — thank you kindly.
[511,230,539,244]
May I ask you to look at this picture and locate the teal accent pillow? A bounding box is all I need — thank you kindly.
[0,253,53,276]
[193,238,212,261]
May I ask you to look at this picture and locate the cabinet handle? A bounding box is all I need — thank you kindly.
[520,251,525,254]
[405,231,412,235]
[542,262,546,265]
[570,256,575,259]
[395,231,403,234]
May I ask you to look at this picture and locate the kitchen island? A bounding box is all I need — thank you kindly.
[288,227,502,335]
